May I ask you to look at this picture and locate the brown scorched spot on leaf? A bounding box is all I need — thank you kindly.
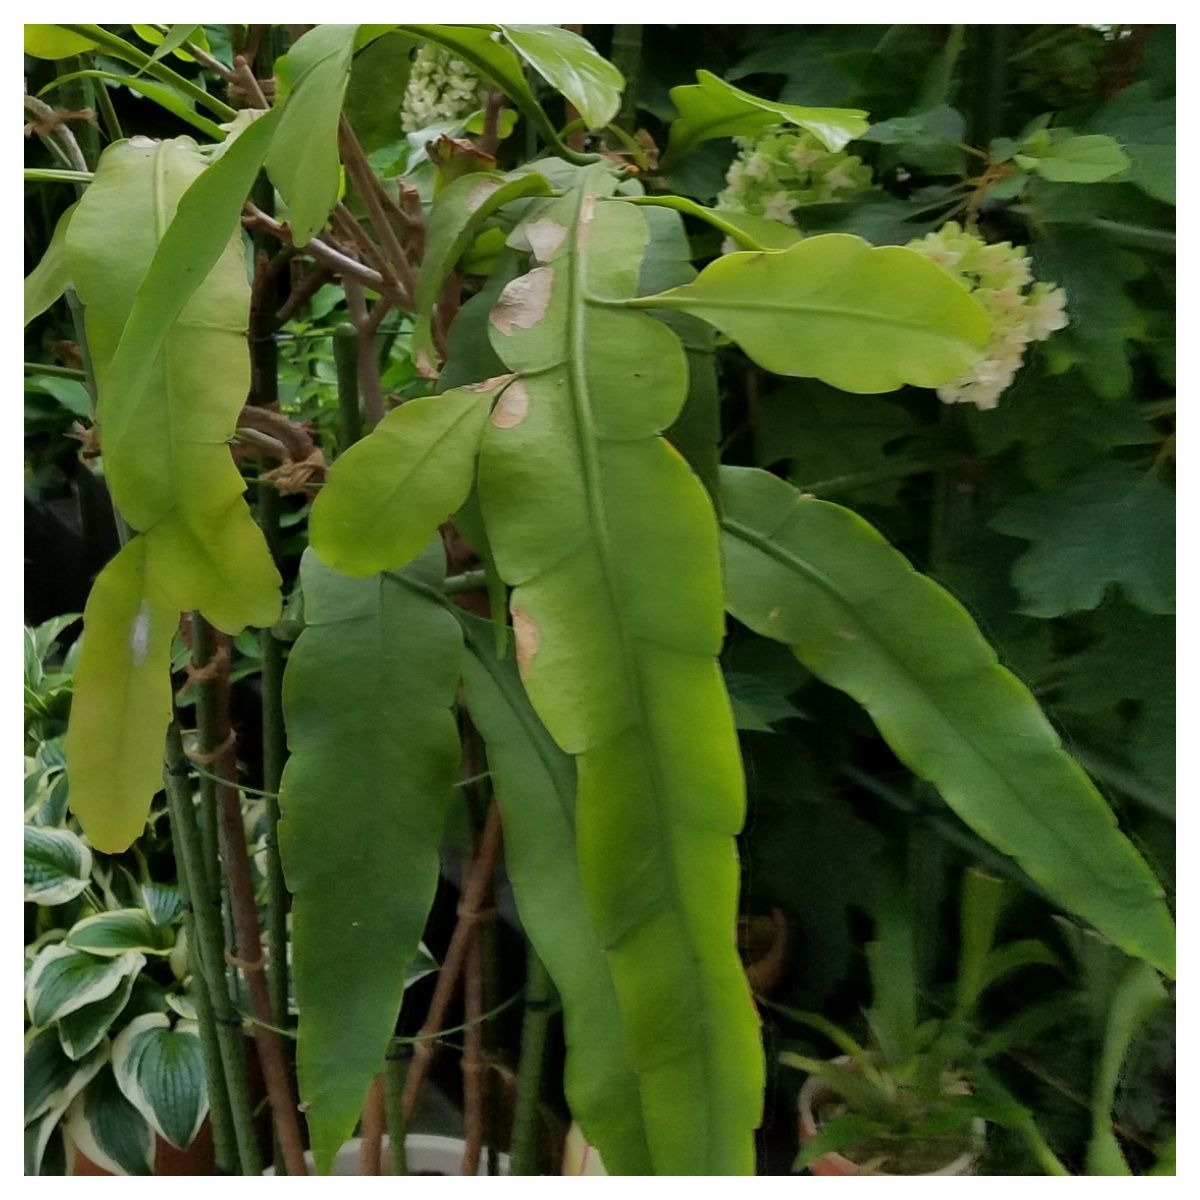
[489,267,554,335]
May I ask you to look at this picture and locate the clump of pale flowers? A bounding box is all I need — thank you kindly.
[907,222,1069,410]
[716,127,874,227]
[400,43,486,133]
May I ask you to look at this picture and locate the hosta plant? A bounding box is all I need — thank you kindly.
[23,23,1173,1177]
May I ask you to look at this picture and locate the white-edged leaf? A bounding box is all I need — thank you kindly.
[66,909,175,957]
[165,990,198,1021]
[112,1013,208,1150]
[26,944,145,1027]
[57,969,139,1061]
[142,883,184,927]
[24,1026,108,1125]
[65,1064,155,1176]
[25,825,93,906]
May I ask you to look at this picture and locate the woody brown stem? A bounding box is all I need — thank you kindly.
[360,1075,386,1175]
[460,926,486,1174]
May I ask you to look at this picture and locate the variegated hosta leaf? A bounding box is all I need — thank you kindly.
[24,825,93,906]
[26,943,146,1029]
[67,909,175,958]
[65,1064,155,1176]
[630,234,991,394]
[25,1110,66,1177]
[278,541,463,1173]
[58,969,139,1061]
[25,1026,108,1126]
[477,165,762,1174]
[65,134,280,634]
[459,615,652,1173]
[309,378,513,576]
[142,883,183,927]
[719,466,1176,977]
[64,537,176,853]
[112,1013,208,1150]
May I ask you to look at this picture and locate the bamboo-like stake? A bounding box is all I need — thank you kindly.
[360,1075,386,1175]
[164,724,263,1175]
[188,615,309,1176]
[510,949,554,1175]
[384,1054,410,1175]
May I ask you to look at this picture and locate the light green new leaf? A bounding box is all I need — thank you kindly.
[664,70,869,167]
[67,132,281,633]
[112,1014,208,1150]
[499,25,624,129]
[413,170,554,369]
[720,466,1175,976]
[311,378,511,576]
[24,825,93,906]
[478,167,762,1174]
[67,909,175,958]
[278,543,463,1173]
[1015,131,1130,184]
[459,615,652,1174]
[65,1064,155,1176]
[624,194,804,251]
[25,1027,107,1127]
[40,70,226,140]
[26,943,145,1028]
[23,25,99,59]
[24,203,76,328]
[631,234,990,393]
[64,538,176,854]
[58,969,140,1062]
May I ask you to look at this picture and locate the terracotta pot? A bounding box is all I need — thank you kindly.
[70,1118,216,1176]
[797,1056,983,1177]
[264,1134,510,1176]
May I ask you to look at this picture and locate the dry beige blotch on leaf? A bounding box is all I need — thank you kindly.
[489,267,554,335]
[524,217,568,263]
[511,608,540,674]
[465,178,503,215]
[490,380,529,428]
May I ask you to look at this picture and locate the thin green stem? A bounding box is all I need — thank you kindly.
[24,361,86,380]
[334,322,362,451]
[510,948,554,1175]
[91,73,123,142]
[164,723,263,1175]
[384,1055,410,1175]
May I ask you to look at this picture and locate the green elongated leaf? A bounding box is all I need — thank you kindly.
[278,542,463,1173]
[1086,962,1168,1175]
[24,203,76,328]
[498,25,624,129]
[1015,131,1130,184]
[793,1112,883,1170]
[135,22,203,67]
[67,910,175,958]
[991,462,1175,618]
[624,194,803,251]
[664,70,869,168]
[64,538,176,854]
[459,615,652,1174]
[478,166,762,1174]
[112,1014,208,1150]
[39,70,226,140]
[66,130,281,633]
[25,825,93,906]
[397,24,592,163]
[26,943,145,1028]
[24,24,98,58]
[310,378,511,576]
[23,167,93,185]
[719,467,1175,976]
[25,1028,107,1130]
[58,969,139,1061]
[630,234,991,393]
[413,171,554,370]
[65,1064,155,1176]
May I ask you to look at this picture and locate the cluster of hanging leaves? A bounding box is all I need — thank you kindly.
[26,22,1174,1177]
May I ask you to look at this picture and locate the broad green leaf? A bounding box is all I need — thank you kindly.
[310,378,511,576]
[1085,83,1175,204]
[991,462,1174,617]
[26,943,145,1028]
[23,24,98,59]
[412,170,554,369]
[67,131,281,633]
[65,1065,155,1176]
[39,70,226,140]
[278,543,463,1173]
[478,166,762,1174]
[1015,131,1130,184]
[24,203,76,328]
[499,25,624,129]
[663,70,869,167]
[719,466,1175,976]
[67,909,175,958]
[25,1027,107,1129]
[64,538,176,854]
[630,234,990,393]
[58,969,139,1061]
[1086,962,1168,1175]
[459,614,652,1174]
[266,25,362,246]
[624,194,804,251]
[24,825,93,906]
[112,1013,208,1150]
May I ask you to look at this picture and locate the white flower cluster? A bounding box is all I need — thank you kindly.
[716,127,874,227]
[400,43,486,134]
[907,222,1069,410]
